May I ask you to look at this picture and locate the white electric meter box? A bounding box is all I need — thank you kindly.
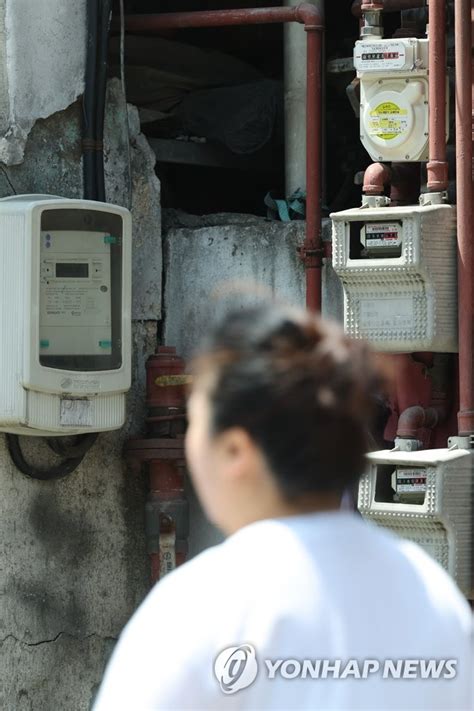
[358,448,473,597]
[354,38,447,162]
[0,195,132,436]
[330,202,457,352]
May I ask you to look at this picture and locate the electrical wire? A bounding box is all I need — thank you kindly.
[120,0,133,210]
[96,0,113,202]
[6,434,89,481]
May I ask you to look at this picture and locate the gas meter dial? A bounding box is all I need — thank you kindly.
[330,202,457,353]
[359,448,473,598]
[354,38,447,162]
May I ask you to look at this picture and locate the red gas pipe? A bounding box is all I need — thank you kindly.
[123,3,325,312]
[426,0,448,193]
[454,0,474,435]
[126,346,189,585]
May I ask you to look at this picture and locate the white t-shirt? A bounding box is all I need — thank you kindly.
[93,511,473,711]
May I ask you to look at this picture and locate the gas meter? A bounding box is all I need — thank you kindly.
[359,447,473,597]
[354,38,447,162]
[0,195,132,436]
[330,201,457,352]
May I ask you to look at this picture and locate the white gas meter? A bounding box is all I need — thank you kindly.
[0,195,132,436]
[330,201,457,352]
[359,448,473,597]
[354,38,447,162]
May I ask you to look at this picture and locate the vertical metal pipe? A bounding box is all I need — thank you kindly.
[455,0,474,435]
[427,0,448,192]
[304,26,322,311]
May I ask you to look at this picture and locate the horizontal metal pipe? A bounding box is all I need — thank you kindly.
[124,4,322,32]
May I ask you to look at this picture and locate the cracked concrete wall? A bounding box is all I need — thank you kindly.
[163,214,342,556]
[0,0,86,164]
[0,80,161,710]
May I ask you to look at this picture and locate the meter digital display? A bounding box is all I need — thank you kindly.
[55,262,89,278]
[39,209,123,372]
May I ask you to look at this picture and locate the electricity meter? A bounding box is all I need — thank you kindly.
[359,448,473,597]
[330,202,457,352]
[0,195,132,436]
[354,38,447,162]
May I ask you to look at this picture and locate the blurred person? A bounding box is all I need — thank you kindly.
[94,303,473,710]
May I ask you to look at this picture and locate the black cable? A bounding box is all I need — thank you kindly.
[47,433,99,458]
[96,0,113,202]
[83,0,100,200]
[6,434,88,481]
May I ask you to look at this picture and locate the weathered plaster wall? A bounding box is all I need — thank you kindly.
[163,214,342,555]
[0,0,86,165]
[0,81,161,710]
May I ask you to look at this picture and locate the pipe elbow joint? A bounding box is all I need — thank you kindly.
[296,2,325,28]
[396,405,426,439]
[396,405,442,439]
[363,162,392,195]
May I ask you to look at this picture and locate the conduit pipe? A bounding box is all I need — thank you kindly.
[426,0,448,192]
[123,3,325,311]
[455,0,474,436]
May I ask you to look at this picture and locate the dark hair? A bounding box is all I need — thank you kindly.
[192,303,385,499]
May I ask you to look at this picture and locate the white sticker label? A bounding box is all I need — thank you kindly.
[360,297,414,331]
[60,399,92,427]
[367,102,409,140]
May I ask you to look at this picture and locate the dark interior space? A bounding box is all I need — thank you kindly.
[110,2,406,215]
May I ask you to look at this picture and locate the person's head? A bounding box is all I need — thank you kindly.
[185,302,384,534]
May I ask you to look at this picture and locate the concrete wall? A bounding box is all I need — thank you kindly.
[0,0,86,164]
[0,80,161,710]
[163,214,342,555]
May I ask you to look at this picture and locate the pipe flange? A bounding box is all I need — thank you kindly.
[361,194,391,208]
[419,191,448,206]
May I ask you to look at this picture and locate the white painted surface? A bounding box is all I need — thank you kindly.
[0,0,86,164]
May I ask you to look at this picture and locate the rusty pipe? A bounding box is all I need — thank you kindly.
[455,0,474,435]
[123,4,323,32]
[363,162,392,195]
[426,0,448,192]
[396,404,443,439]
[123,3,324,311]
[352,0,426,16]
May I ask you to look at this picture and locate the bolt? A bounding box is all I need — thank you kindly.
[405,155,410,159]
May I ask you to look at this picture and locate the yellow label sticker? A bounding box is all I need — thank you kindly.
[367,101,408,141]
